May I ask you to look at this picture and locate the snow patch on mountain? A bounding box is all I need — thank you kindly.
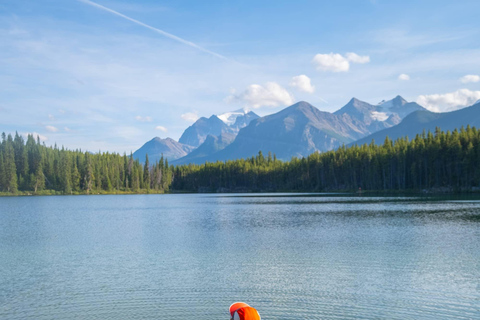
[371,96,408,121]
[371,111,389,121]
[217,108,249,126]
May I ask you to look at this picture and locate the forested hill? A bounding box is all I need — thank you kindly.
[172,126,480,192]
[1,126,480,194]
[0,133,173,194]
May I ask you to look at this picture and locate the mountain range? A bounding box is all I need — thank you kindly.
[132,96,479,165]
[353,99,480,146]
[133,109,258,162]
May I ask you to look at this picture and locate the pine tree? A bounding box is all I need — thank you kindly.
[143,154,150,191]
[3,135,18,192]
[0,150,5,191]
[71,162,80,192]
[33,164,45,193]
[84,154,94,194]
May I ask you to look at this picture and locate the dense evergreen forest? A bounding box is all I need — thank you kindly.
[0,132,173,194]
[1,126,480,195]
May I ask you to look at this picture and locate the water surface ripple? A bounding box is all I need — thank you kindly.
[0,194,479,319]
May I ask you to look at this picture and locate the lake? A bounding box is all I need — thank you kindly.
[0,194,479,319]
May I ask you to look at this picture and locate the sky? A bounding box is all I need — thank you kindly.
[1,0,480,153]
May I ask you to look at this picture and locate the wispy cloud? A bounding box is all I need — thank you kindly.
[345,52,370,64]
[45,125,59,132]
[181,112,199,122]
[155,125,168,132]
[77,0,229,60]
[370,28,468,51]
[99,1,168,14]
[0,19,246,152]
[398,74,410,81]
[112,126,144,140]
[135,115,152,122]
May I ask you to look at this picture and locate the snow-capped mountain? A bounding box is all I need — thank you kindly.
[180,97,427,163]
[178,109,259,148]
[334,96,425,131]
[135,96,429,164]
[354,99,480,147]
[217,108,250,126]
[375,95,425,119]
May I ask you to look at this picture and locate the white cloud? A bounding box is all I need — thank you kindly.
[45,125,59,132]
[155,125,168,132]
[398,74,410,81]
[289,75,315,93]
[181,112,199,122]
[460,74,480,83]
[64,127,71,132]
[312,52,370,72]
[345,52,370,64]
[48,114,55,121]
[313,53,350,72]
[417,89,480,112]
[228,82,294,108]
[135,115,153,122]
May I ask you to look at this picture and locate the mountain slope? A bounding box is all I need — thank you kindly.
[178,115,228,148]
[353,101,480,145]
[375,95,425,119]
[193,101,371,162]
[133,137,194,163]
[172,132,236,165]
[178,111,259,148]
[135,97,427,165]
[334,96,425,132]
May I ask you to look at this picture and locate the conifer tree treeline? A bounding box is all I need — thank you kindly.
[1,126,480,194]
[0,132,173,194]
[171,126,480,192]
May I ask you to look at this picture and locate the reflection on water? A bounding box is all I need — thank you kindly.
[0,194,479,319]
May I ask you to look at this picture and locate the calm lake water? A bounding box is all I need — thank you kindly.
[0,194,479,319]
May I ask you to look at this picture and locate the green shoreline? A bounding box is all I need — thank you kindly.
[2,188,480,197]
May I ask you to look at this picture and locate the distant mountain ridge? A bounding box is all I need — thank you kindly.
[173,132,236,165]
[178,110,259,147]
[178,115,226,148]
[196,101,366,162]
[172,96,425,164]
[135,96,431,164]
[133,109,259,164]
[353,100,480,146]
[133,137,194,163]
[333,95,424,130]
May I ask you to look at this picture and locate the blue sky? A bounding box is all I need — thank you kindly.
[1,0,479,153]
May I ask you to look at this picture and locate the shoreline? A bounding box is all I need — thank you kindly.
[2,188,480,197]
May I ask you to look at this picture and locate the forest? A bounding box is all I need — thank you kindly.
[1,126,480,195]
